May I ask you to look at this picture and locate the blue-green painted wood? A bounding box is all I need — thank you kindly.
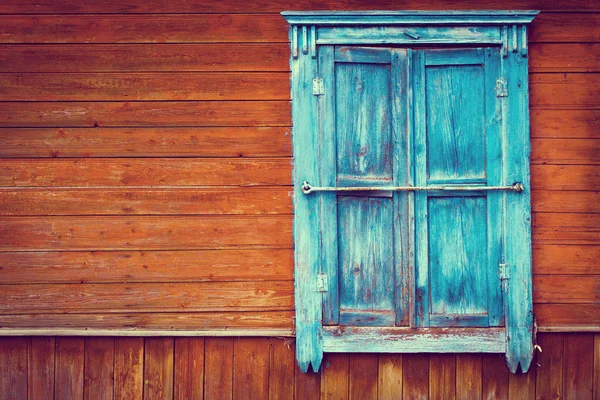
[414,48,504,328]
[318,45,339,326]
[501,24,534,374]
[290,24,323,373]
[317,26,501,45]
[283,11,536,374]
[281,11,539,26]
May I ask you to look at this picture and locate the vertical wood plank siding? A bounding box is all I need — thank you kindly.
[12,336,596,399]
[0,0,598,397]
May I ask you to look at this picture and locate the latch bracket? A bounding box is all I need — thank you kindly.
[312,78,324,96]
[317,273,328,292]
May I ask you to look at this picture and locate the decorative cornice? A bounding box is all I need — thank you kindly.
[281,10,539,26]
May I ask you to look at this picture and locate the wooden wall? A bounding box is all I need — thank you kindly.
[0,333,598,399]
[0,0,598,335]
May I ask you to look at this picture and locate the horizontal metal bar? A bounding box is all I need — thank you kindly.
[301,181,524,194]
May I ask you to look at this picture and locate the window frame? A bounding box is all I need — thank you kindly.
[282,10,539,374]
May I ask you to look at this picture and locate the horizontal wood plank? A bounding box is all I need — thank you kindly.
[0,127,291,158]
[0,14,597,44]
[0,44,596,73]
[0,73,290,101]
[531,110,600,139]
[533,275,600,303]
[0,73,597,106]
[532,191,600,213]
[533,245,600,275]
[530,74,600,110]
[0,101,290,127]
[0,44,290,72]
[0,215,292,250]
[0,281,294,313]
[534,304,600,329]
[529,43,600,72]
[0,311,294,332]
[0,14,288,43]
[530,13,600,43]
[531,139,600,165]
[0,159,292,187]
[0,0,597,13]
[531,165,600,191]
[0,187,292,215]
[533,213,600,245]
[0,249,293,283]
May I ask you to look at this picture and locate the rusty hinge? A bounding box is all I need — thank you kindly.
[495,78,508,97]
[499,263,510,280]
[317,273,328,292]
[312,78,324,96]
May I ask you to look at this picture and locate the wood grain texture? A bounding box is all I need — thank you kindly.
[0,249,293,284]
[456,354,483,400]
[429,354,455,400]
[532,191,600,214]
[174,338,204,400]
[114,337,144,400]
[508,365,536,400]
[535,334,564,399]
[204,338,233,400]
[0,101,290,127]
[144,337,174,400]
[321,353,349,400]
[83,337,115,400]
[529,43,600,72]
[482,354,509,400]
[0,14,288,43]
[0,44,290,72]
[0,215,292,251]
[0,0,597,13]
[0,127,291,158]
[55,337,85,400]
[28,337,55,400]
[0,281,293,314]
[0,337,27,400]
[531,110,600,139]
[530,13,600,42]
[0,72,290,101]
[531,139,600,164]
[533,245,600,275]
[563,333,594,400]
[0,159,291,187]
[530,74,600,109]
[348,354,378,400]
[535,304,600,329]
[232,338,270,400]
[531,165,600,191]
[534,275,600,303]
[269,338,295,400]
[533,213,600,245]
[378,354,402,400]
[403,354,429,400]
[295,364,321,400]
[0,311,294,332]
[0,188,292,216]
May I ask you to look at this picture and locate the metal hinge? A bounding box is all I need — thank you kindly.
[317,273,328,292]
[312,78,324,96]
[496,78,508,97]
[499,263,510,280]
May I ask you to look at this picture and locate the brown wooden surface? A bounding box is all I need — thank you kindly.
[2,334,600,398]
[0,0,597,337]
[0,127,291,158]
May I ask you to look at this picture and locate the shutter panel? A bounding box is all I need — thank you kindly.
[413,48,504,328]
[319,46,411,327]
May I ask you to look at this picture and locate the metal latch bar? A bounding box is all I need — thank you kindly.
[301,181,524,194]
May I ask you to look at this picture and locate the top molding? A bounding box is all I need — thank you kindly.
[281,10,539,25]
